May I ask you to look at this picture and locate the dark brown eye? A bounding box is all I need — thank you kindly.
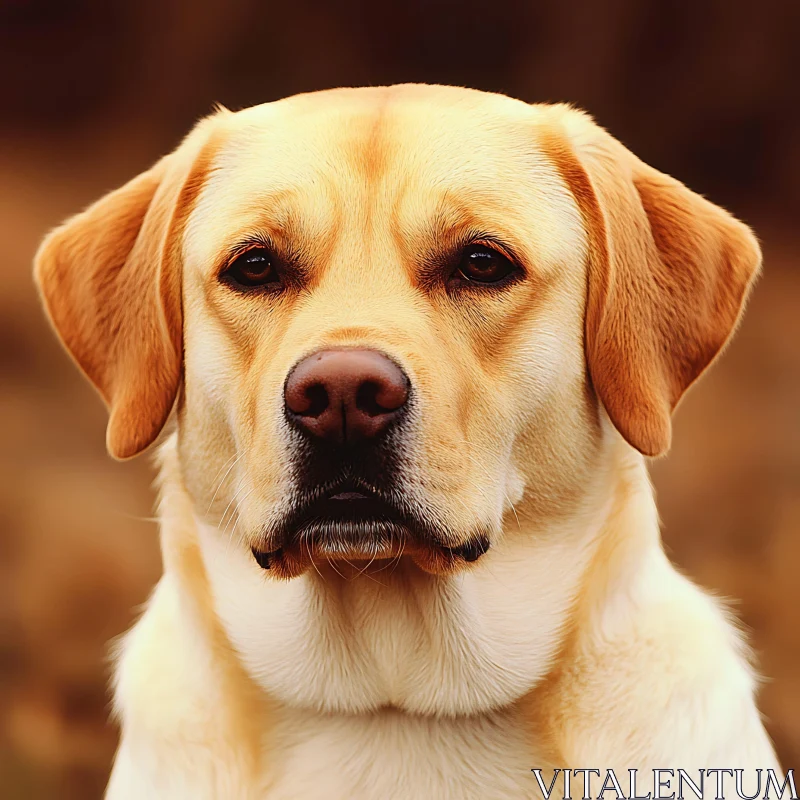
[455,245,517,285]
[221,248,280,291]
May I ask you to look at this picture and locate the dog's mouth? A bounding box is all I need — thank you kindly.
[251,483,490,579]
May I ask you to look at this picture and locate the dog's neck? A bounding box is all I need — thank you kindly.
[152,433,660,721]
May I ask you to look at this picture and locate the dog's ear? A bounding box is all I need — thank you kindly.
[547,111,761,457]
[34,123,216,459]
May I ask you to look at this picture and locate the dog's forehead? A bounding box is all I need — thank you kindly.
[187,86,585,272]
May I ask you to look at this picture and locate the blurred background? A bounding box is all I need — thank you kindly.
[1,0,798,797]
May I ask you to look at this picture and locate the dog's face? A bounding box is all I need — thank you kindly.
[34,85,761,582]
[177,88,598,578]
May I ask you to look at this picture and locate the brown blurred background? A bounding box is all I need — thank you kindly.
[1,0,798,797]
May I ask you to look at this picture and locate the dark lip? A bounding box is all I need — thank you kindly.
[328,490,370,500]
[295,484,405,525]
[252,481,491,577]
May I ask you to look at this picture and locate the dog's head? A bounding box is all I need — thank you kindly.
[35,86,760,578]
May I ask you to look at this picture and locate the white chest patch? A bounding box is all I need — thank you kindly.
[196,517,589,718]
[264,705,540,800]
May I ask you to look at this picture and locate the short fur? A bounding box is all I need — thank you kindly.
[34,85,778,799]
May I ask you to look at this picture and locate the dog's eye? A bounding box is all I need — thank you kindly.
[455,245,516,285]
[221,248,280,291]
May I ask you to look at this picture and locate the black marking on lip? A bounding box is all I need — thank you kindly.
[443,535,491,563]
[252,547,277,569]
[251,480,493,575]
[251,530,491,571]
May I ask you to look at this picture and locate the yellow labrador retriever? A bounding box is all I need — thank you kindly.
[35,85,779,798]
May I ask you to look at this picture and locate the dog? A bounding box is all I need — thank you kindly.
[34,85,780,798]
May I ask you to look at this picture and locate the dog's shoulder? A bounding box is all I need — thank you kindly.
[109,575,268,798]
[540,545,778,770]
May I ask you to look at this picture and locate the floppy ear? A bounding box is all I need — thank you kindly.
[547,112,762,457]
[34,125,214,459]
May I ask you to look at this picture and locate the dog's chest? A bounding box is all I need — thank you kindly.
[264,705,539,799]
[199,523,574,717]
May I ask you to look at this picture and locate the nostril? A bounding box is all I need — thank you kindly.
[286,380,329,417]
[356,377,409,416]
[356,380,387,416]
[302,383,329,417]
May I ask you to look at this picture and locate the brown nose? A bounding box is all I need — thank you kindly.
[284,349,409,443]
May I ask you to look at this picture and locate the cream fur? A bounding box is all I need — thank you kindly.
[106,434,778,798]
[32,85,779,798]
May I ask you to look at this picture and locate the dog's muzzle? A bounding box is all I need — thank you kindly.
[251,480,491,579]
[250,348,491,578]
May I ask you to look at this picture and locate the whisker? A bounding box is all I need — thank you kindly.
[458,445,522,531]
[354,545,381,578]
[218,475,246,534]
[224,486,255,556]
[387,538,406,576]
[113,512,160,524]
[205,452,243,516]
[304,533,326,582]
